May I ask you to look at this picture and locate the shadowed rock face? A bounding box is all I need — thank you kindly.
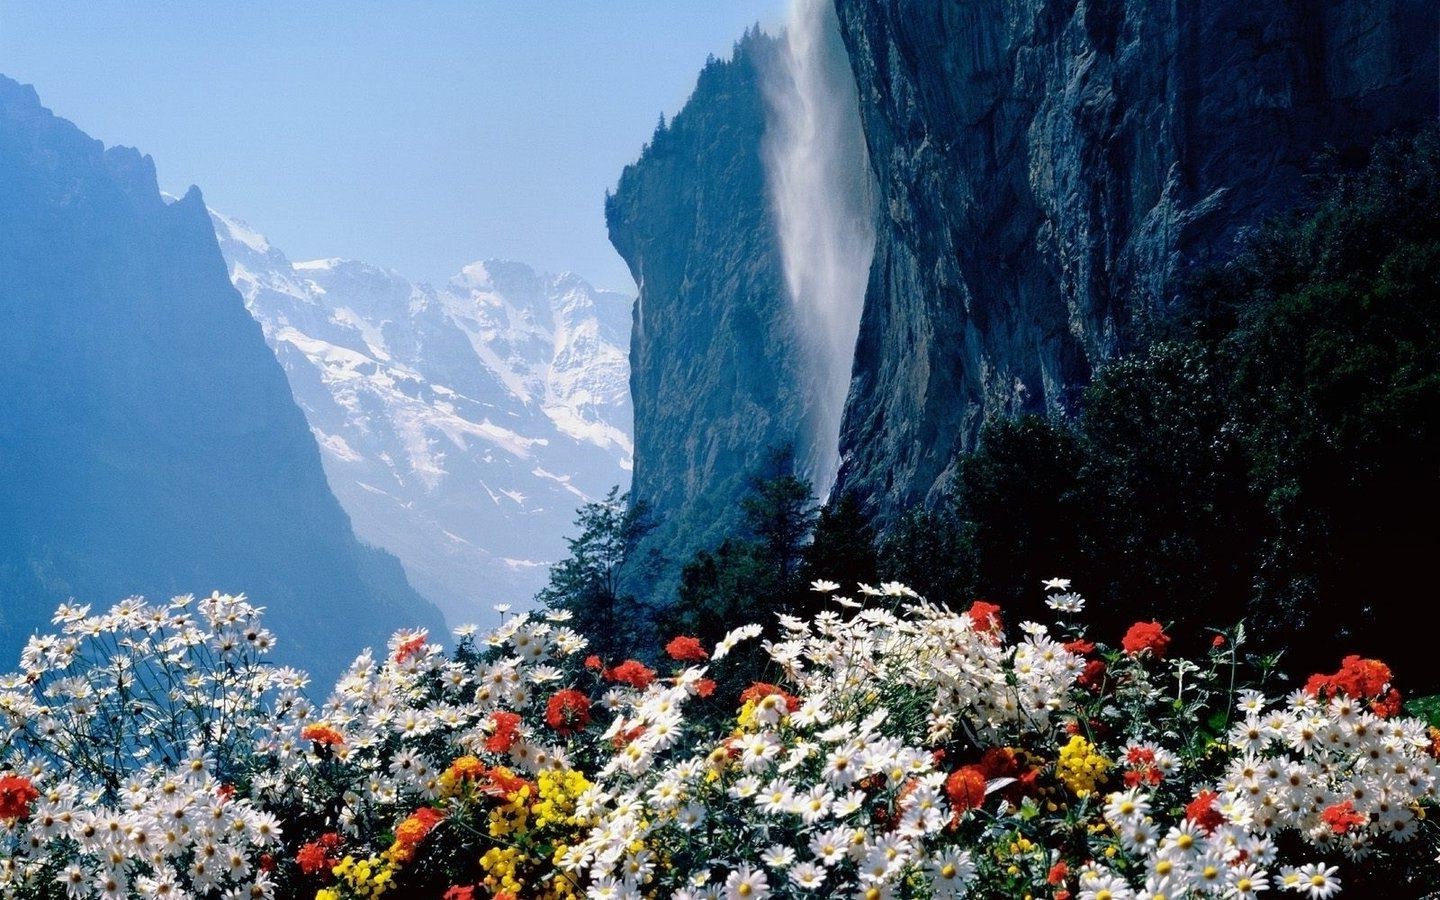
[831,0,1438,519]
[606,30,807,603]
[0,75,445,684]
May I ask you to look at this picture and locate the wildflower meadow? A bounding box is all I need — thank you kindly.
[1,582,1438,899]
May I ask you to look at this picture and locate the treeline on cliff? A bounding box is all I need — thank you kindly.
[545,127,1440,691]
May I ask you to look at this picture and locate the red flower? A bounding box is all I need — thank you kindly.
[544,689,592,737]
[1077,658,1108,691]
[301,724,345,748]
[604,659,657,690]
[944,766,988,816]
[1184,790,1225,833]
[1211,634,1227,649]
[260,853,276,873]
[485,711,522,754]
[296,832,343,876]
[584,654,603,671]
[1372,688,1404,719]
[1121,621,1170,658]
[1305,655,1394,701]
[1321,800,1368,834]
[695,678,716,698]
[0,775,39,820]
[1063,639,1095,656]
[1047,861,1070,886]
[966,600,1003,638]
[443,888,477,900]
[393,633,427,664]
[738,682,800,713]
[665,635,709,662]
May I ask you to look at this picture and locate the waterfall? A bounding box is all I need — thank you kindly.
[761,0,875,501]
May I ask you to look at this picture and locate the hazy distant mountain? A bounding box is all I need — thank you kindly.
[0,75,445,682]
[211,211,633,622]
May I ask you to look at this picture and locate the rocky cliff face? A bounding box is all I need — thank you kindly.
[0,76,444,682]
[213,211,633,621]
[831,0,1439,516]
[607,30,806,601]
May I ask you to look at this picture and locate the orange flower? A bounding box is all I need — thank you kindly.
[944,766,987,817]
[301,724,345,747]
[1121,621,1170,658]
[665,635,709,662]
[0,774,39,820]
[544,689,591,737]
[446,755,487,782]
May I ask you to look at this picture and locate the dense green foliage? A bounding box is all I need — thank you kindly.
[536,487,657,662]
[897,126,1440,683]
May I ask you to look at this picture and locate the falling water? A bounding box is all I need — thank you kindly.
[762,0,876,501]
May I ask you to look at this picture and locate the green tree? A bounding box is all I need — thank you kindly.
[538,487,657,662]
[801,490,879,607]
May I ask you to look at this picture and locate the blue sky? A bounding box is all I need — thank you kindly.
[0,1,787,292]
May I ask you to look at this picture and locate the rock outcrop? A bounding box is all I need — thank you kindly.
[831,0,1439,516]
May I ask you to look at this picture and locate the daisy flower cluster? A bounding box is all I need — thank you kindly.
[1,581,1438,899]
[0,593,301,898]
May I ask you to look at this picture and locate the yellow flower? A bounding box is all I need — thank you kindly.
[1057,735,1111,798]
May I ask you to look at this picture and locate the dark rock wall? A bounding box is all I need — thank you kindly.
[831,0,1438,517]
[606,31,806,604]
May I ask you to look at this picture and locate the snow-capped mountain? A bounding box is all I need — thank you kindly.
[211,209,633,623]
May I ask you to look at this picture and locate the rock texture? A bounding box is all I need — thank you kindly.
[0,76,445,682]
[606,30,806,602]
[213,211,633,622]
[831,0,1439,517]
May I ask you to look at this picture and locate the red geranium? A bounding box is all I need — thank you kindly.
[0,775,39,820]
[738,682,801,713]
[296,832,343,877]
[443,888,477,900]
[393,633,427,664]
[604,659,657,690]
[1077,658,1108,691]
[544,689,592,737]
[695,678,716,698]
[1184,790,1225,833]
[1047,861,1069,886]
[485,710,522,754]
[966,600,1003,638]
[1321,800,1368,834]
[1063,638,1095,655]
[665,635,709,662]
[584,654,603,671]
[1305,655,1393,701]
[1121,621,1170,658]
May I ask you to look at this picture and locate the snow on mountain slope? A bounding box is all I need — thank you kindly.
[211,209,633,623]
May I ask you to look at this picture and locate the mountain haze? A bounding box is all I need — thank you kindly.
[0,75,444,682]
[212,212,633,621]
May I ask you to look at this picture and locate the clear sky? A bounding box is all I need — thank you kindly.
[0,1,788,293]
